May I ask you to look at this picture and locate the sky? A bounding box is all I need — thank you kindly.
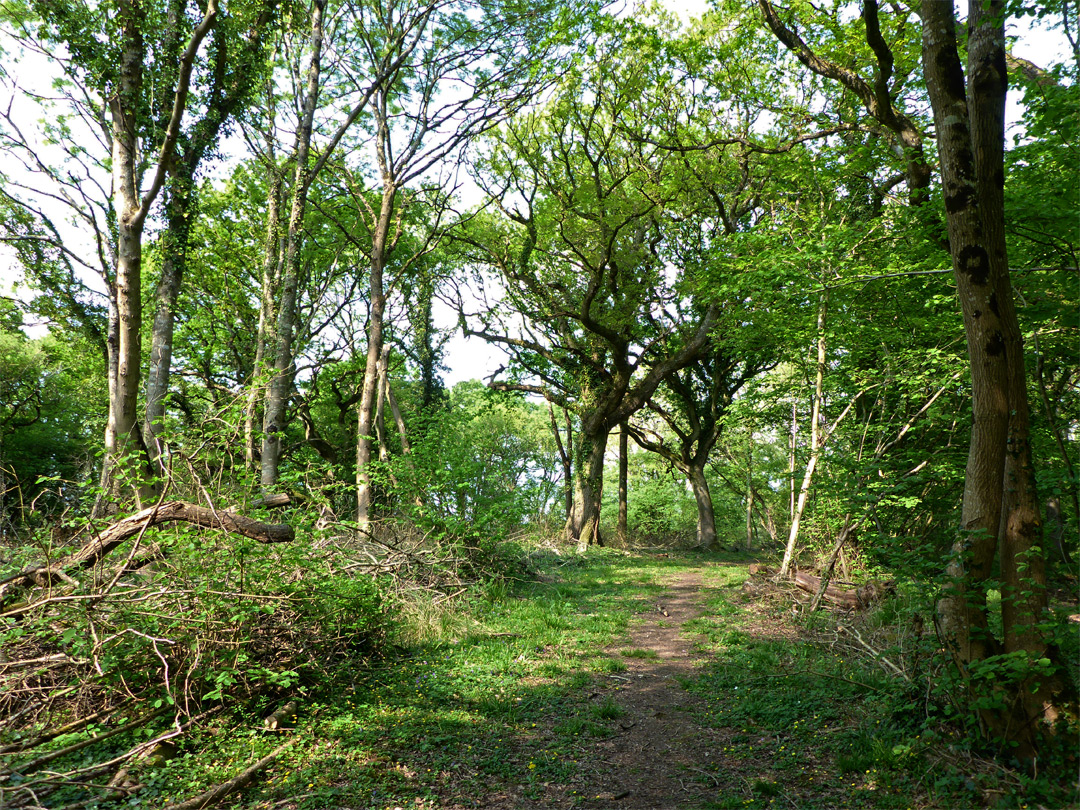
[0,0,1072,387]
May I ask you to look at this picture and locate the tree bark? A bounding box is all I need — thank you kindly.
[569,427,607,552]
[262,0,325,491]
[688,463,718,551]
[617,422,628,543]
[922,0,1060,758]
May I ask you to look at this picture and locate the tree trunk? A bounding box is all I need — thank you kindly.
[922,0,1060,758]
[98,1,150,513]
[549,403,573,522]
[569,427,607,552]
[789,399,797,522]
[617,422,628,543]
[261,0,325,491]
[143,174,194,471]
[97,0,216,512]
[245,167,283,469]
[688,463,718,550]
[356,182,395,529]
[375,346,390,463]
[745,428,754,551]
[779,289,827,578]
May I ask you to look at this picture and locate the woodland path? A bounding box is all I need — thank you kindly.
[463,571,725,810]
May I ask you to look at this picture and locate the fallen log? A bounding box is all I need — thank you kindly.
[1,501,294,603]
[793,571,894,610]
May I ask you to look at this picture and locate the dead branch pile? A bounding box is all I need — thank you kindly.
[0,497,501,808]
[0,500,380,810]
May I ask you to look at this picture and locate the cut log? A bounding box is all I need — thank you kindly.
[1,501,294,603]
[793,572,894,610]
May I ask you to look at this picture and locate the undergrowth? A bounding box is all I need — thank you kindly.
[2,531,1077,810]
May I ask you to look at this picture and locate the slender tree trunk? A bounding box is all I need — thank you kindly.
[564,408,574,521]
[356,183,395,529]
[779,290,827,578]
[261,0,325,491]
[746,428,754,551]
[688,463,718,550]
[789,400,797,522]
[548,402,573,522]
[617,422,628,543]
[245,169,283,469]
[97,2,149,513]
[143,174,194,471]
[375,347,390,463]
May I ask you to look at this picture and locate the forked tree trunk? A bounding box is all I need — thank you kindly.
[97,0,217,513]
[922,0,1061,759]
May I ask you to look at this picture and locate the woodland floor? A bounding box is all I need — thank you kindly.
[455,570,720,810]
[21,549,1073,809]
[214,549,1069,810]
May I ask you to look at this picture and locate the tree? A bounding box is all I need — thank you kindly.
[2,0,220,509]
[921,0,1068,758]
[142,0,279,470]
[458,34,721,547]
[344,0,584,530]
[627,340,773,549]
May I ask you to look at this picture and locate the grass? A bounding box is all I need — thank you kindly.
[34,546,1078,810]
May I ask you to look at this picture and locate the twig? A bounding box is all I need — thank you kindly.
[838,625,910,682]
[5,707,170,776]
[0,700,133,755]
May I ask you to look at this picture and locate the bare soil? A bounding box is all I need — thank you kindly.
[465,572,726,809]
